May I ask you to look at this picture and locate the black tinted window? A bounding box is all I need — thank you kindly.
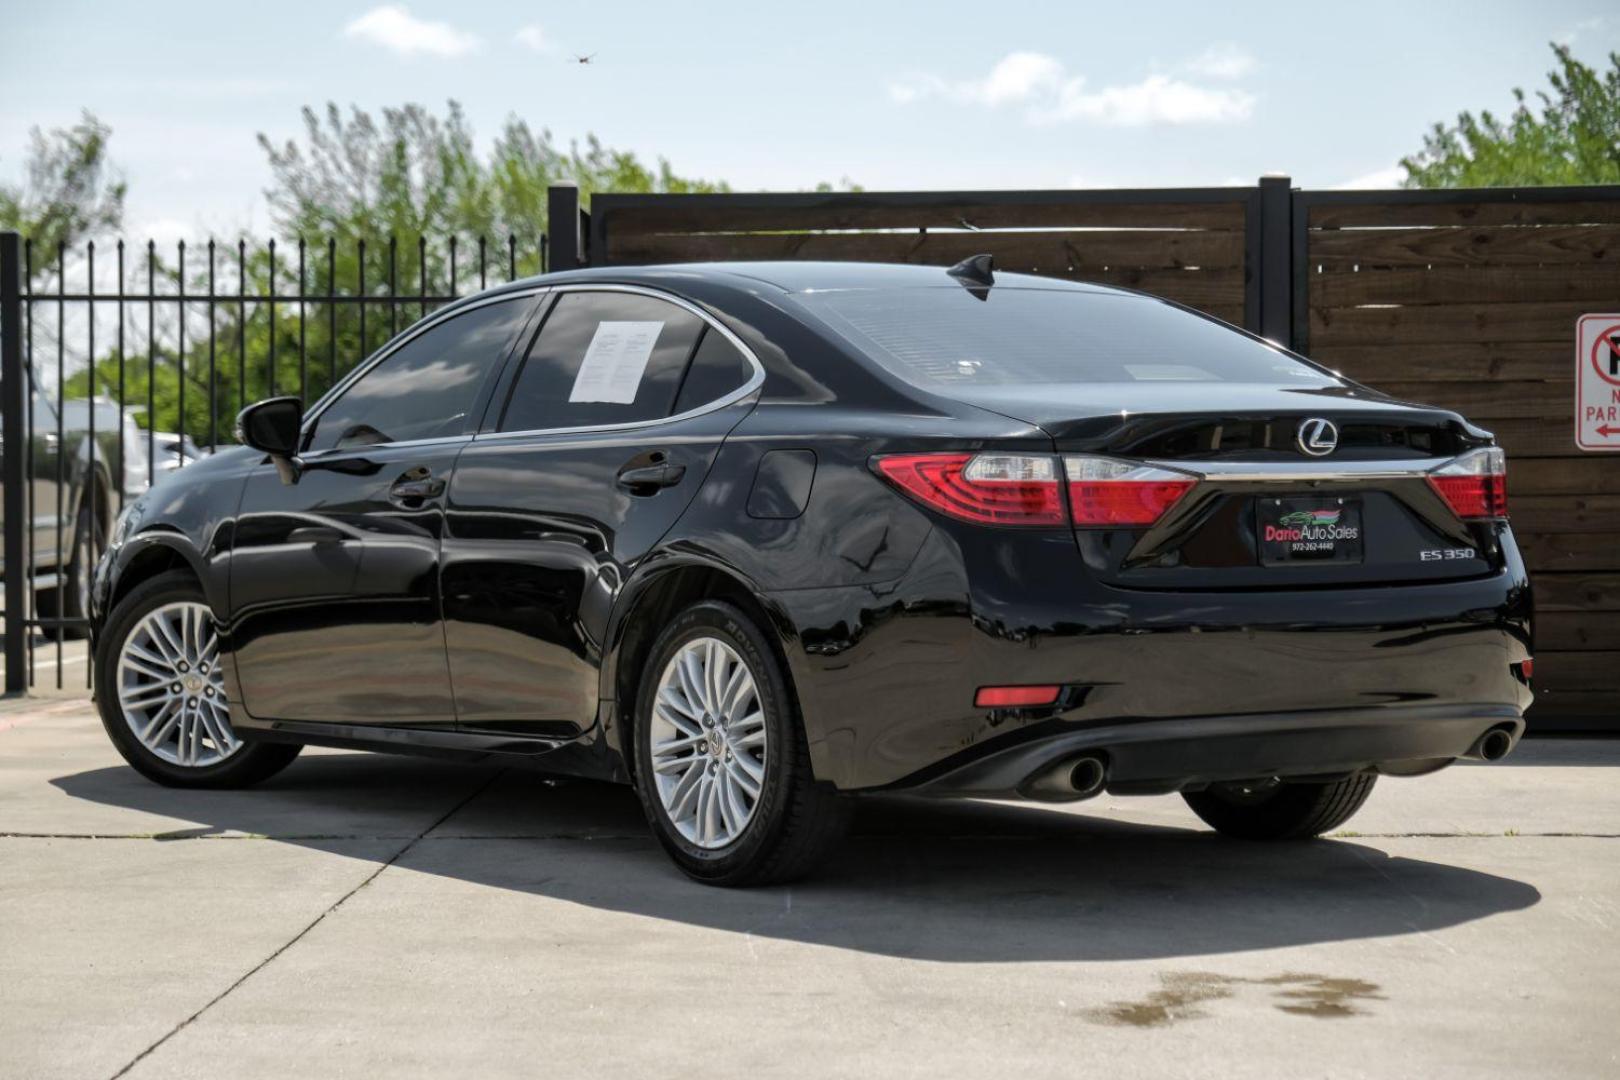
[308,299,527,452]
[499,292,705,432]
[673,328,753,415]
[800,287,1336,387]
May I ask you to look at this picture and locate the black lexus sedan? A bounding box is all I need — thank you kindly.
[89,259,1532,885]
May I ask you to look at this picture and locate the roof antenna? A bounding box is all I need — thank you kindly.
[947,253,995,299]
[947,253,995,286]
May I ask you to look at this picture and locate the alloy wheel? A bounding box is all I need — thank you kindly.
[116,601,240,767]
[649,636,768,849]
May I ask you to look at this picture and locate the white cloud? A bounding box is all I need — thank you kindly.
[890,52,1253,127]
[1335,165,1405,190]
[1185,44,1256,80]
[515,24,548,52]
[1558,15,1608,45]
[132,219,193,247]
[342,5,480,58]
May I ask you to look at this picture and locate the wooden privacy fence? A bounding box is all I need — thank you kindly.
[569,180,1620,728]
[583,185,1290,335]
[1294,188,1620,729]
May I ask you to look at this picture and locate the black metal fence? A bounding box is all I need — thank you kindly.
[1,228,547,692]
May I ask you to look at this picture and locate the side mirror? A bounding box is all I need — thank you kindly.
[235,397,304,483]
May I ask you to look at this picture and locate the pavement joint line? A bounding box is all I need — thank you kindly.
[105,766,509,1080]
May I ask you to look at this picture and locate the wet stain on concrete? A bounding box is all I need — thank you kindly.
[1085,972,1235,1028]
[1260,973,1384,1018]
[1084,971,1384,1028]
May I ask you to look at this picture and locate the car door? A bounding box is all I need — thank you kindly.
[443,286,761,736]
[227,293,538,725]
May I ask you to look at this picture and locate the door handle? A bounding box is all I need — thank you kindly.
[389,473,446,508]
[616,462,686,494]
[287,525,345,545]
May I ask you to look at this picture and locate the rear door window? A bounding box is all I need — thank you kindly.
[499,291,708,432]
[674,328,754,415]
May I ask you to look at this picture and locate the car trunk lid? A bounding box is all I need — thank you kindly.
[953,384,1505,589]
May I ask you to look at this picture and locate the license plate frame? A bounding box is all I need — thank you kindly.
[1257,496,1365,566]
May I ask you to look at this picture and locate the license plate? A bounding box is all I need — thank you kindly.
[1257,497,1364,565]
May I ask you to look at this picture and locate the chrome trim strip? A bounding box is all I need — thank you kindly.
[472,282,766,442]
[1145,457,1455,482]
[297,434,471,463]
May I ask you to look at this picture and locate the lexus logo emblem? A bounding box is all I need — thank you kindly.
[1296,418,1339,457]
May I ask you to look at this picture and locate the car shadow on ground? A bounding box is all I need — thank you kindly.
[53,752,1542,964]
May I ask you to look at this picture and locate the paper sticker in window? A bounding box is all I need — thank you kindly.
[568,321,664,404]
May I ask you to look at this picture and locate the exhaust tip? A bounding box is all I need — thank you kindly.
[1068,756,1108,799]
[1019,753,1110,802]
[1469,727,1515,762]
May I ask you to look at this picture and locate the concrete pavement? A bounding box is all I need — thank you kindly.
[2,696,1617,1079]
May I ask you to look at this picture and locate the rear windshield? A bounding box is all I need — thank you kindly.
[798,287,1336,388]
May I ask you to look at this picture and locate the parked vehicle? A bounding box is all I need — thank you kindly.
[90,260,1533,885]
[61,397,153,500]
[1,384,120,632]
[147,430,202,477]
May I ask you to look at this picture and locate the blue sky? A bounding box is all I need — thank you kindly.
[1,1,1615,241]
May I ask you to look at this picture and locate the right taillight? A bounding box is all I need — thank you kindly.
[1427,447,1507,520]
[1063,455,1196,527]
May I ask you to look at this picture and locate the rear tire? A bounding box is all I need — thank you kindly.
[632,599,848,886]
[96,569,301,789]
[1182,774,1376,841]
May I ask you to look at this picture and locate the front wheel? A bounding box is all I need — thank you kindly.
[1182,774,1377,841]
[632,599,848,886]
[95,569,301,788]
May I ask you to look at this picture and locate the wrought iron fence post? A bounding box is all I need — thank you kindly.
[2,232,26,693]
[548,184,582,270]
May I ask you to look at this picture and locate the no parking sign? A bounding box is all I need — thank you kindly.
[1576,314,1620,452]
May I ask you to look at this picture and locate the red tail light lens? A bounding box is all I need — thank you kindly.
[1063,455,1196,527]
[873,453,1067,526]
[1427,447,1507,520]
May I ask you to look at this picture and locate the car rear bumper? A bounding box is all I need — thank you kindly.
[900,704,1525,799]
[769,525,1533,792]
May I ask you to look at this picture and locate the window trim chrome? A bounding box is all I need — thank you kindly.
[472,282,766,443]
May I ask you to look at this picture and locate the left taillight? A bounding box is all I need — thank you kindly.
[872,452,1068,526]
[1427,447,1507,520]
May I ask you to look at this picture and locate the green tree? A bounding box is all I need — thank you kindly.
[1402,44,1620,187]
[0,111,126,261]
[256,101,731,275]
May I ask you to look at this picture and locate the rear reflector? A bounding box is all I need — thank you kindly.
[975,685,1061,708]
[873,452,1067,526]
[1063,455,1196,527]
[1427,447,1507,520]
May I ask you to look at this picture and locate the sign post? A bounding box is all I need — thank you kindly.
[1576,314,1620,452]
